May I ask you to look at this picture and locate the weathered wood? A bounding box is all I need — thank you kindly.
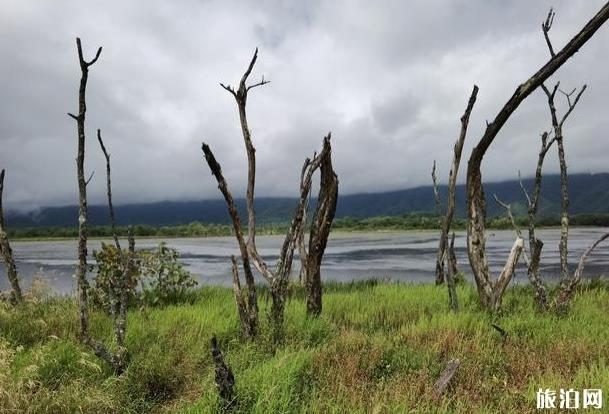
[555,232,609,312]
[446,232,459,311]
[69,38,126,374]
[97,129,121,252]
[206,49,338,337]
[540,83,587,292]
[202,143,258,339]
[431,160,446,284]
[68,37,102,341]
[433,359,460,401]
[435,86,478,288]
[304,136,338,316]
[0,169,23,303]
[210,336,236,411]
[466,4,609,310]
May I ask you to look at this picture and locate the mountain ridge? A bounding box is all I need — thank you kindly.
[6,173,609,228]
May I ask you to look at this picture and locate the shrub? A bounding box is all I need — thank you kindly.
[140,243,198,306]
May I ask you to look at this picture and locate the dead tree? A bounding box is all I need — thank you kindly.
[539,79,585,287]
[298,136,338,316]
[494,133,555,311]
[465,4,609,311]
[203,49,336,337]
[210,336,236,410]
[0,169,23,303]
[540,73,587,289]
[68,38,127,374]
[202,144,258,339]
[446,232,459,311]
[97,129,131,367]
[431,161,446,283]
[555,232,609,312]
[433,86,478,288]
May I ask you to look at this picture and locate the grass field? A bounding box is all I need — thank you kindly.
[1,281,608,413]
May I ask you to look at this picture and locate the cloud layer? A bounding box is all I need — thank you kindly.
[1,0,609,210]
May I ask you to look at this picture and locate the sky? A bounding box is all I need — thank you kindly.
[1,0,609,211]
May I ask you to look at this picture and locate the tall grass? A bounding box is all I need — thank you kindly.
[1,281,608,413]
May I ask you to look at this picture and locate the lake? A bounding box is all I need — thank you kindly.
[1,228,608,296]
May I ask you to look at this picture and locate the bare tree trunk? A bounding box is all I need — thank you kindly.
[431,161,446,284]
[554,233,609,313]
[0,169,23,303]
[202,144,258,339]
[435,86,479,287]
[67,36,102,342]
[465,5,609,310]
[206,49,338,338]
[520,132,555,310]
[446,232,458,311]
[210,336,236,411]
[68,38,127,374]
[304,136,338,316]
[540,81,587,291]
[97,129,131,370]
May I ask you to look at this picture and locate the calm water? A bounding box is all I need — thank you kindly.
[1,228,608,296]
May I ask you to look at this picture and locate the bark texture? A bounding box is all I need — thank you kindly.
[202,144,258,339]
[69,39,127,374]
[203,49,338,337]
[446,232,459,311]
[0,169,23,303]
[539,82,586,290]
[302,136,338,316]
[554,232,609,312]
[210,336,236,411]
[434,86,478,288]
[465,4,609,310]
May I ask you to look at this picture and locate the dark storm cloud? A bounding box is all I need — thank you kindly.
[1,0,609,210]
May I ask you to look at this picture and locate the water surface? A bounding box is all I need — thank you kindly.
[2,228,608,295]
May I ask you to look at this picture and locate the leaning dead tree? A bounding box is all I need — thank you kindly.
[431,161,447,282]
[97,129,133,368]
[433,86,478,289]
[432,86,478,312]
[297,136,338,316]
[0,169,23,303]
[68,38,129,374]
[202,48,337,336]
[465,4,609,311]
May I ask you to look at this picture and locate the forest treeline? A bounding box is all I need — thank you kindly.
[7,212,609,239]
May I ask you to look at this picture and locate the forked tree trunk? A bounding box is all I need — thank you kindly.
[68,37,102,342]
[554,232,609,313]
[204,49,337,338]
[68,38,128,374]
[0,169,23,303]
[466,4,609,310]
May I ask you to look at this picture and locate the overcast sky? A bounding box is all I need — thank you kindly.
[1,0,609,211]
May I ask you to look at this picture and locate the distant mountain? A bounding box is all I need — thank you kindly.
[6,173,609,228]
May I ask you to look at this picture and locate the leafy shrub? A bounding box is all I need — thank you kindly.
[140,243,198,306]
[90,242,197,310]
[90,242,141,314]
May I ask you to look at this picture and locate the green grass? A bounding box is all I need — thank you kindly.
[1,281,608,413]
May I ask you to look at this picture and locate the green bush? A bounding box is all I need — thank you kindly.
[90,242,197,311]
[140,243,198,306]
